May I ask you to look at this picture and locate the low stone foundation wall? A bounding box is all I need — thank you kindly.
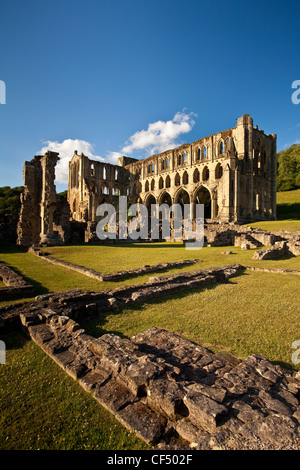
[28,246,200,282]
[204,222,282,248]
[23,318,300,449]
[0,261,34,300]
[246,266,300,276]
[253,240,300,260]
[0,264,243,329]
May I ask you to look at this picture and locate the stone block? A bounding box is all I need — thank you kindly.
[94,377,135,413]
[125,360,161,396]
[116,402,167,445]
[79,369,111,392]
[183,391,228,433]
[147,378,187,421]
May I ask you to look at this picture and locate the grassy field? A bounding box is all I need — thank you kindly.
[1,189,300,450]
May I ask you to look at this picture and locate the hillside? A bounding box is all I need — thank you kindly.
[277,143,300,191]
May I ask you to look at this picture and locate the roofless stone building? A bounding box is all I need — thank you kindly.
[17,114,277,246]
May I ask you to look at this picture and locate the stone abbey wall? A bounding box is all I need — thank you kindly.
[16,114,277,247]
[68,114,277,228]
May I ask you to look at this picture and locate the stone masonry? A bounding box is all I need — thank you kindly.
[69,114,277,231]
[16,114,277,247]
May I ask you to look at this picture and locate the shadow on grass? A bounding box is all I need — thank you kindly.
[1,261,49,298]
[0,241,27,254]
[83,277,242,340]
[277,203,300,220]
[1,329,29,351]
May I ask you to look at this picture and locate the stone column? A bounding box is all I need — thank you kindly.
[39,151,60,244]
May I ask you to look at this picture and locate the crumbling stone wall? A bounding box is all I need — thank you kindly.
[19,319,300,449]
[253,240,300,260]
[17,151,70,247]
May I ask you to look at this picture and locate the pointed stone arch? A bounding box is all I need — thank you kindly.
[194,185,212,220]
[159,176,164,189]
[182,170,189,185]
[193,168,200,183]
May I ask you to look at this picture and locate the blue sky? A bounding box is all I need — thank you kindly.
[1,0,300,192]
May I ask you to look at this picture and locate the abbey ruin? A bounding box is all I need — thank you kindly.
[17,114,277,247]
[5,114,300,451]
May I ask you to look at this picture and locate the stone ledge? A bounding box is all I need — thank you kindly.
[0,261,34,299]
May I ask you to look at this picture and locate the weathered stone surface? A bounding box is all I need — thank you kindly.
[94,378,135,413]
[147,379,186,421]
[183,391,228,433]
[79,369,111,392]
[231,400,264,423]
[126,360,161,396]
[116,402,167,445]
[2,283,300,450]
[239,414,299,448]
[185,383,227,403]
[253,241,290,260]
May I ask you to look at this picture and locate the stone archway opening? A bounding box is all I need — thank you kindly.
[195,186,212,220]
[175,188,190,208]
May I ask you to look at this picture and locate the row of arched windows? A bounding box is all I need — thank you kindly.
[141,164,223,192]
[145,140,229,175]
[101,185,120,195]
[90,165,119,181]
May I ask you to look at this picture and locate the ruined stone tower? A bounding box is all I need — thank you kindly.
[17,151,63,246]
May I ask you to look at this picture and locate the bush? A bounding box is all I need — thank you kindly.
[0,186,24,215]
[277,144,300,192]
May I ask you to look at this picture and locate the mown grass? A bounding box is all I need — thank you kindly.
[0,330,150,450]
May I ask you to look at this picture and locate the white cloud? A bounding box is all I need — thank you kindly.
[105,151,123,165]
[38,138,104,184]
[121,111,196,156]
[39,111,196,184]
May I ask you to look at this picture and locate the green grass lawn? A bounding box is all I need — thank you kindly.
[0,330,150,450]
[1,188,300,450]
